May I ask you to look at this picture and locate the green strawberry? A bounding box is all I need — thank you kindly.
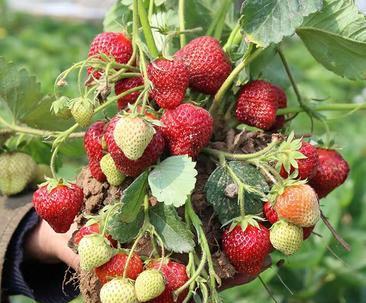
[71,97,94,127]
[51,96,72,119]
[33,164,52,184]
[100,153,125,186]
[113,116,155,161]
[100,278,138,303]
[78,234,114,271]
[0,152,36,196]
[270,220,303,256]
[135,269,165,302]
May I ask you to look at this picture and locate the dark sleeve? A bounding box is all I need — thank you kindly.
[1,209,79,303]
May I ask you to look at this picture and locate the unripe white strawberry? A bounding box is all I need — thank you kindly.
[71,97,94,127]
[270,220,303,256]
[78,234,113,271]
[100,153,125,186]
[100,278,138,303]
[113,116,155,160]
[0,152,36,196]
[135,269,165,302]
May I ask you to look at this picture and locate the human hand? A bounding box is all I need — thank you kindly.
[24,219,79,270]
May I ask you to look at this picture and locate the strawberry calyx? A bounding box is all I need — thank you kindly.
[40,177,73,192]
[227,215,265,233]
[267,178,307,205]
[271,132,307,173]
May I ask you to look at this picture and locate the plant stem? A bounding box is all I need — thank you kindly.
[137,0,159,58]
[223,22,241,52]
[209,47,264,114]
[226,164,245,217]
[277,47,303,107]
[178,0,186,47]
[50,145,60,179]
[148,0,154,19]
[0,116,82,139]
[213,0,233,40]
[277,103,366,115]
[203,138,279,161]
[207,0,232,38]
[174,249,207,297]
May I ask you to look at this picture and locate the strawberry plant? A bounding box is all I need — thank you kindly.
[1,0,366,302]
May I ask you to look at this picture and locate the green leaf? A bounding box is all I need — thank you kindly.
[240,0,323,47]
[149,203,195,253]
[106,210,144,244]
[120,171,148,223]
[148,155,197,208]
[297,0,366,80]
[205,161,269,225]
[9,295,38,303]
[103,1,133,33]
[0,58,69,130]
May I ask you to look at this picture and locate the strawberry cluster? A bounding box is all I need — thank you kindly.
[31,29,352,303]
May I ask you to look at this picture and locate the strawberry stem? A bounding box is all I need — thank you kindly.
[137,0,159,59]
[203,137,279,161]
[50,145,60,179]
[207,0,233,39]
[277,102,366,115]
[178,0,186,48]
[209,46,264,115]
[277,47,304,108]
[223,22,241,52]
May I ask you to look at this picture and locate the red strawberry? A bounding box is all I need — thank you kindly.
[309,148,350,198]
[280,141,319,180]
[115,77,144,110]
[104,116,165,177]
[147,259,188,303]
[270,85,287,130]
[263,202,278,225]
[148,59,189,109]
[84,121,106,182]
[95,253,143,284]
[222,222,271,276]
[161,103,213,158]
[33,182,84,233]
[235,80,281,130]
[88,32,133,77]
[73,223,118,247]
[263,202,315,240]
[175,36,232,95]
[303,226,314,240]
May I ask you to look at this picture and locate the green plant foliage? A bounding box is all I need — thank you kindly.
[120,171,148,223]
[240,0,323,47]
[297,0,366,80]
[106,209,144,244]
[148,155,197,207]
[205,161,269,225]
[103,1,133,33]
[149,203,195,253]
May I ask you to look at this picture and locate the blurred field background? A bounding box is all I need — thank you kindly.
[1,1,366,302]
